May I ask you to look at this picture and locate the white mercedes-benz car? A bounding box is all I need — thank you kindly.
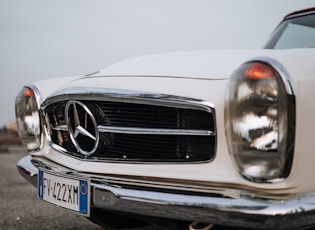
[16,8,315,230]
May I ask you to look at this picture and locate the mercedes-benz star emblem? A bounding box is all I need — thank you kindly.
[65,100,99,156]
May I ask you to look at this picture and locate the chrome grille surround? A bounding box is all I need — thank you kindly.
[42,87,216,163]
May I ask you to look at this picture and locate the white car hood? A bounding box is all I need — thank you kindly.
[35,48,315,101]
[91,48,315,80]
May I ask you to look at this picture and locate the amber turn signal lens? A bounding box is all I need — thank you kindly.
[22,87,35,97]
[244,62,275,79]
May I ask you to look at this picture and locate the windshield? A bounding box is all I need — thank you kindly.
[264,13,315,49]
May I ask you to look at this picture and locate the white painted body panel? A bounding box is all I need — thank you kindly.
[31,48,315,195]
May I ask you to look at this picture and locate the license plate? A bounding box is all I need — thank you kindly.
[38,169,90,216]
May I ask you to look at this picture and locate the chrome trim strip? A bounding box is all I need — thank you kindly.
[17,155,315,229]
[52,124,215,136]
[52,125,68,131]
[98,125,214,136]
[42,87,215,112]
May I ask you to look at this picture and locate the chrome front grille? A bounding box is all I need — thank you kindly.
[43,90,216,163]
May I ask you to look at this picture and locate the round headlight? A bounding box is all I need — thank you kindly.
[225,58,295,182]
[15,86,42,151]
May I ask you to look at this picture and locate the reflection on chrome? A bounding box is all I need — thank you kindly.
[232,113,278,151]
[243,164,277,178]
[237,80,278,102]
[250,131,277,150]
[237,82,253,101]
[255,79,278,99]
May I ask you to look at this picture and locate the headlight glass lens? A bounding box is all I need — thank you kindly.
[15,87,42,151]
[225,61,295,182]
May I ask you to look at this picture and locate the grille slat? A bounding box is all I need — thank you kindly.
[44,97,216,163]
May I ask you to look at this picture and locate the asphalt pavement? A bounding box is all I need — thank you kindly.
[0,146,103,230]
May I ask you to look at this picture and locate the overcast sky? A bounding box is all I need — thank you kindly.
[1,0,315,126]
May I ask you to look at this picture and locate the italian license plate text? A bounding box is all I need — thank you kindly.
[38,170,90,216]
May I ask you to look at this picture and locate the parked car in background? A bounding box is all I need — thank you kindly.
[16,8,315,230]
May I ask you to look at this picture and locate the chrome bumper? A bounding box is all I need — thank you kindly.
[17,155,315,229]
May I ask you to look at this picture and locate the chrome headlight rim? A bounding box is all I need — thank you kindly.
[225,57,296,183]
[15,84,43,152]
